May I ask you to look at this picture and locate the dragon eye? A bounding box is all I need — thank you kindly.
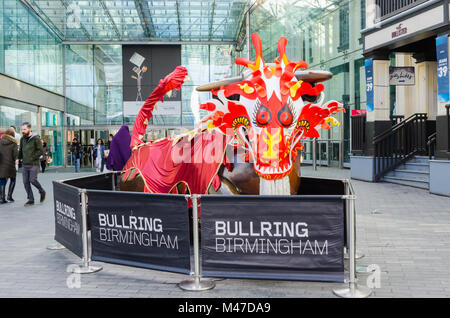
[277,104,293,127]
[256,104,271,126]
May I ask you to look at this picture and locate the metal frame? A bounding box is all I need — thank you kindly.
[178,195,216,291]
[68,189,102,274]
[333,180,372,298]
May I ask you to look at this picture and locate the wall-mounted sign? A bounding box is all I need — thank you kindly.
[392,23,407,39]
[365,59,374,112]
[389,67,415,86]
[436,35,449,103]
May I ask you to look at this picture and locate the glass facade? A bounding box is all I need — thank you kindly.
[1,0,367,167]
[247,0,365,165]
[0,0,63,93]
[64,43,234,128]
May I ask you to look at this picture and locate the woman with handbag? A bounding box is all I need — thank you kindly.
[93,139,106,172]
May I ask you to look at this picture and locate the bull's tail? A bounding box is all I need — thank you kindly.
[130,66,188,150]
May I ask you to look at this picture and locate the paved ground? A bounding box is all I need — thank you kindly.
[0,165,450,298]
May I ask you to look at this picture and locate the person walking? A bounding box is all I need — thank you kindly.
[93,139,106,173]
[0,128,18,203]
[18,122,46,207]
[40,139,48,173]
[70,137,81,172]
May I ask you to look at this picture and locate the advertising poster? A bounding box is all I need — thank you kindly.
[122,45,182,117]
[436,35,449,103]
[365,58,374,112]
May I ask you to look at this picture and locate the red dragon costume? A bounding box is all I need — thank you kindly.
[120,33,344,196]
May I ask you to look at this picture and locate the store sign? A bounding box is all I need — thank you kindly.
[365,6,444,50]
[391,23,407,39]
[389,67,415,86]
[365,59,374,112]
[436,35,449,103]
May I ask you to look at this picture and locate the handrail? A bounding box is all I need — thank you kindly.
[427,132,437,160]
[374,113,427,142]
[373,113,429,181]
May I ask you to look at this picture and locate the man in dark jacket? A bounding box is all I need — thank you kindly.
[18,122,46,206]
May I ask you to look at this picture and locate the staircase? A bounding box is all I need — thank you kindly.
[382,156,430,189]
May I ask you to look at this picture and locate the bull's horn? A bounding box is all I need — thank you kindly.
[196,69,333,92]
[295,70,333,82]
[195,75,245,92]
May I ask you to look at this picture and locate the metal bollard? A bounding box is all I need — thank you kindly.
[343,180,364,260]
[178,194,215,291]
[333,192,372,298]
[312,138,317,171]
[69,189,102,274]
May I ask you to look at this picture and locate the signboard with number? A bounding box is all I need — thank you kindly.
[436,35,449,103]
[365,59,374,112]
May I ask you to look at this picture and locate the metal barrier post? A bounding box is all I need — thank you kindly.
[333,193,372,298]
[178,194,215,291]
[312,138,317,171]
[343,180,364,260]
[70,189,102,274]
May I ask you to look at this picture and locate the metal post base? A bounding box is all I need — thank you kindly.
[178,279,215,291]
[333,283,372,298]
[70,265,103,274]
[344,251,364,260]
[47,242,66,250]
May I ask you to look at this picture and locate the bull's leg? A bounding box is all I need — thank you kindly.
[119,173,146,192]
[207,176,240,195]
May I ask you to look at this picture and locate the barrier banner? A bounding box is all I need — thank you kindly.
[201,195,345,282]
[52,181,83,258]
[87,191,191,274]
[63,173,116,191]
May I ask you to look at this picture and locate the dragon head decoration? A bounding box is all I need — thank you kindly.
[198,33,344,194]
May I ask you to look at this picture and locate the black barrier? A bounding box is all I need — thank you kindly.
[297,177,345,195]
[298,177,348,248]
[52,181,83,258]
[87,190,191,274]
[200,195,345,282]
[63,172,117,191]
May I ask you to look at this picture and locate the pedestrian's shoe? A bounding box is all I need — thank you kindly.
[40,191,46,203]
[24,201,35,207]
[0,185,6,204]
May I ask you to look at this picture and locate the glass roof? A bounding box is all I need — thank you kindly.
[23,0,251,42]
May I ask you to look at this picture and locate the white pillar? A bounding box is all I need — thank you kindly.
[415,61,438,120]
[395,53,417,118]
